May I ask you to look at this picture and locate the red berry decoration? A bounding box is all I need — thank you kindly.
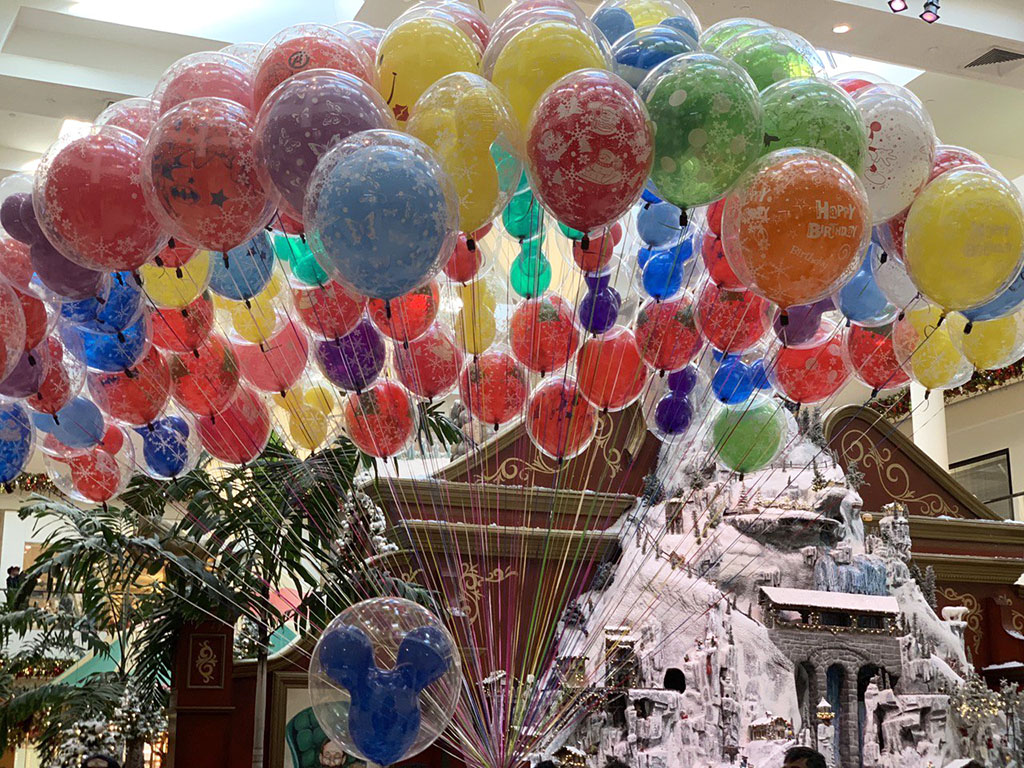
[576,326,648,411]
[634,295,703,373]
[458,349,528,427]
[198,385,271,464]
[394,323,463,400]
[367,281,440,343]
[525,376,598,461]
[343,380,417,458]
[694,281,771,354]
[510,293,579,374]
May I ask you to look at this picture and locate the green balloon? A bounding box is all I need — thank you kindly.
[761,78,868,174]
[718,27,821,91]
[275,234,327,286]
[711,397,786,474]
[642,53,763,208]
[521,233,545,260]
[557,221,584,240]
[700,18,770,53]
[510,253,552,298]
[271,232,293,262]
[503,188,543,239]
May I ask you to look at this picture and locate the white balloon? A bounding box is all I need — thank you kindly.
[870,240,919,309]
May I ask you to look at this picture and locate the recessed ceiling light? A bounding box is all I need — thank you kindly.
[888,0,908,11]
[920,0,940,22]
[832,23,852,34]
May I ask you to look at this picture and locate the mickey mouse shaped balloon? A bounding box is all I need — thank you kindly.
[309,597,462,766]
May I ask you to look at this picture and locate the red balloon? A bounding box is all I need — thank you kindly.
[458,349,527,427]
[694,281,771,354]
[0,282,25,382]
[367,281,439,343]
[96,98,158,140]
[510,293,580,374]
[473,223,493,241]
[30,338,80,415]
[343,380,417,458]
[634,295,703,372]
[253,28,374,109]
[37,127,163,271]
[278,212,305,235]
[155,241,197,270]
[293,280,365,339]
[526,69,653,233]
[844,323,909,392]
[69,448,122,503]
[576,325,647,411]
[572,228,616,273]
[233,319,309,392]
[834,76,874,95]
[526,376,598,460]
[444,234,484,283]
[87,346,171,425]
[143,98,275,253]
[96,424,125,455]
[155,53,253,115]
[15,288,49,351]
[0,237,33,288]
[701,232,743,290]
[772,323,851,404]
[706,199,725,237]
[198,385,271,464]
[168,334,240,417]
[151,295,215,353]
[394,322,463,400]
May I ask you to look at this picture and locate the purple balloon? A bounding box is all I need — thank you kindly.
[772,299,832,347]
[579,286,620,334]
[654,393,693,436]
[0,347,46,398]
[19,196,43,243]
[256,70,395,216]
[30,240,106,300]
[1,193,33,244]
[584,272,612,292]
[667,365,698,396]
[314,318,386,391]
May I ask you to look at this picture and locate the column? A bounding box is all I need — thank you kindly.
[910,381,948,470]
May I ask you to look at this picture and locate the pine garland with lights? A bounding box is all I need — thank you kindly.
[872,361,1024,423]
[110,684,166,746]
[48,719,121,768]
[0,473,60,496]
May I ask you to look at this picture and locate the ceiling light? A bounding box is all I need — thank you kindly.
[58,118,91,141]
[832,23,852,34]
[920,0,940,22]
[888,0,908,11]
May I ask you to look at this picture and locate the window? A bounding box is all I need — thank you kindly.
[951,449,1013,519]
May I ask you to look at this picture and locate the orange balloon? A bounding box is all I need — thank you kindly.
[722,148,870,309]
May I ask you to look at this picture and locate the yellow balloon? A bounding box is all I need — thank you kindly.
[488,20,607,129]
[288,411,331,451]
[904,167,1024,311]
[622,0,679,26]
[274,385,338,451]
[376,17,480,123]
[955,310,1024,370]
[456,303,496,355]
[215,271,286,343]
[459,275,498,312]
[892,303,973,390]
[408,72,524,233]
[140,251,212,309]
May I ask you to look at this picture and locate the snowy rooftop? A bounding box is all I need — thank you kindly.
[760,587,900,615]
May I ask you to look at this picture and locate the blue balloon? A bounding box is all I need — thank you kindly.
[749,358,772,390]
[309,137,454,300]
[62,312,149,372]
[0,402,33,483]
[712,359,755,404]
[641,184,662,205]
[835,245,897,326]
[636,201,682,246]
[208,233,275,301]
[32,396,104,449]
[660,15,700,40]
[637,246,655,269]
[141,417,191,478]
[963,268,1024,323]
[641,237,694,299]
[592,6,634,44]
[61,275,113,325]
[612,26,698,88]
[320,623,453,766]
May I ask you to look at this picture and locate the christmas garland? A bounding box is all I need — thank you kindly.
[871,360,1024,422]
[0,473,60,496]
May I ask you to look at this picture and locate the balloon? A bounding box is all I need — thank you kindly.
[217,272,286,344]
[394,322,463,400]
[870,246,918,309]
[700,230,742,290]
[891,302,973,391]
[208,234,275,301]
[761,77,868,174]
[579,274,621,335]
[168,335,240,417]
[140,250,212,309]
[275,232,327,285]
[0,236,34,288]
[835,244,898,327]
[377,15,480,123]
[717,27,822,90]
[305,130,458,301]
[0,346,46,399]
[140,416,198,479]
[636,201,682,247]
[445,234,486,284]
[854,84,936,223]
[954,311,1024,371]
[634,294,702,371]
[293,280,366,340]
[343,380,418,458]
[668,364,698,395]
[458,349,528,427]
[649,392,693,440]
[525,376,597,460]
[843,323,909,393]
[309,598,461,766]
[30,338,83,416]
[275,385,337,452]
[612,25,698,89]
[151,295,215,354]
[87,347,171,426]
[233,320,309,393]
[640,53,763,209]
[526,69,652,233]
[62,312,150,373]
[770,322,851,404]
[408,72,522,234]
[455,302,498,355]
[0,281,25,381]
[314,318,387,392]
[368,282,440,344]
[143,98,276,253]
[572,225,618,273]
[33,396,105,449]
[963,270,1024,325]
[30,240,107,300]
[710,396,786,474]
[253,24,374,110]
[0,402,33,483]
[904,166,1024,312]
[723,148,870,309]
[510,293,580,374]
[63,271,142,334]
[502,177,543,239]
[254,69,396,218]
[197,386,271,464]
[486,19,608,130]
[153,52,253,114]
[576,326,647,411]
[34,126,163,271]
[641,237,694,299]
[63,430,134,503]
[712,359,754,404]
[220,42,262,67]
[772,299,832,348]
[508,251,552,299]
[94,97,159,140]
[694,280,771,353]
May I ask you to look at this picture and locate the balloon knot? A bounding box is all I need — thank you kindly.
[102,502,108,513]
[466,237,476,252]
[124,367,135,379]
[779,312,790,327]
[679,209,688,228]
[879,251,888,265]
[936,313,945,328]
[898,310,905,321]
[845,317,852,328]
[132,271,142,286]
[403,340,409,350]
[493,423,499,432]
[738,473,744,482]
[154,256,164,268]
[244,299,252,309]
[27,353,35,367]
[385,300,392,320]
[264,223,273,232]
[924,389,932,400]
[643,202,651,210]
[52,413,59,425]
[299,232,307,244]
[871,388,879,398]
[209,413,215,425]
[168,237,176,249]
[222,253,230,270]
[175,267,183,279]
[146,422,155,433]
[659,369,666,378]
[581,234,590,251]
[964,321,974,335]
[181,308,189,318]
[192,348,200,359]
[94,295,106,306]
[280,390,286,399]
[117,331,126,343]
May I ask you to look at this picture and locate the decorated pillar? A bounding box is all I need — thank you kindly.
[909,382,948,470]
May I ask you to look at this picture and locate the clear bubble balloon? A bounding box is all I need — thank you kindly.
[891,301,973,391]
[710,395,786,474]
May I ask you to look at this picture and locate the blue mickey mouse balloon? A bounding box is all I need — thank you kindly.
[637,200,683,247]
[641,184,662,205]
[32,396,104,450]
[642,237,695,299]
[612,26,698,88]
[139,416,195,479]
[60,275,113,325]
[835,244,898,327]
[592,6,635,44]
[208,233,275,301]
[61,312,150,372]
[305,131,458,301]
[963,269,1024,325]
[712,358,755,404]
[0,402,34,483]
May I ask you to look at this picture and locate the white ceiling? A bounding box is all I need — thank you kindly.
[0,0,1021,181]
